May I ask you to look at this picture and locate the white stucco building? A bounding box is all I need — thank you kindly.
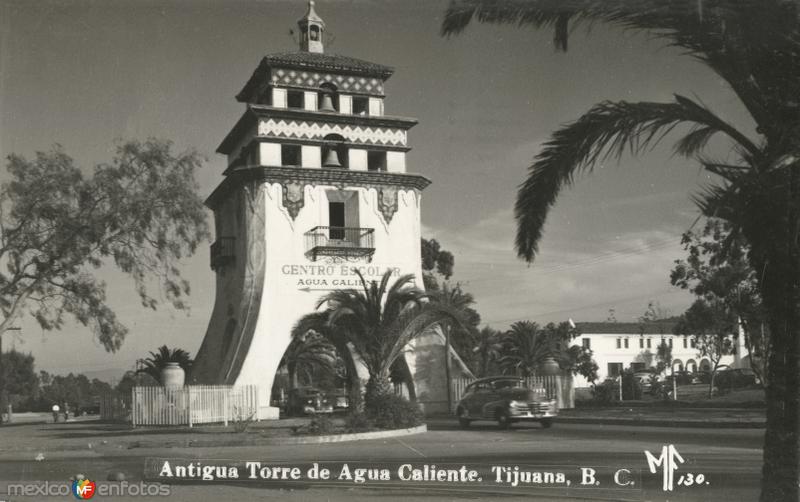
[190,1,470,418]
[571,321,750,388]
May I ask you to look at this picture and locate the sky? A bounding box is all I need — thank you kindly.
[0,0,755,380]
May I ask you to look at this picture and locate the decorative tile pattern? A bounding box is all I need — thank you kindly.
[271,69,384,95]
[258,119,406,146]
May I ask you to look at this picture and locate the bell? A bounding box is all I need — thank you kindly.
[319,93,336,112]
[322,148,341,167]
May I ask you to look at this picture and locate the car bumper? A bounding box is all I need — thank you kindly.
[303,406,334,414]
[509,410,557,419]
[509,401,557,419]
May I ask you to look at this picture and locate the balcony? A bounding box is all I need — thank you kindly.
[210,237,235,270]
[305,226,375,262]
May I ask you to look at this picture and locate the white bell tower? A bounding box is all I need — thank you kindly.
[191,1,434,418]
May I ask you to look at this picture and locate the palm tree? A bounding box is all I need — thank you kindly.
[290,311,363,409]
[442,2,800,498]
[135,345,192,384]
[428,282,479,407]
[472,325,502,377]
[305,270,469,411]
[279,331,337,389]
[498,321,558,376]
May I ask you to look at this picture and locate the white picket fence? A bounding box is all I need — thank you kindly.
[131,385,259,427]
[99,393,128,421]
[451,374,573,411]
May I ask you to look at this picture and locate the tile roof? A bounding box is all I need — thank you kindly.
[236,52,394,102]
[575,321,679,335]
[263,52,393,77]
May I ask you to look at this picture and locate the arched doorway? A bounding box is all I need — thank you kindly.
[271,330,360,417]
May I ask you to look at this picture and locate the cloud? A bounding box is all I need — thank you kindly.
[425,208,693,328]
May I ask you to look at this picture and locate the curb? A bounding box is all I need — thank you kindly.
[270,424,428,445]
[556,416,765,429]
[129,424,428,449]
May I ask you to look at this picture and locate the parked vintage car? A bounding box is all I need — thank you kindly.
[715,368,758,391]
[633,370,663,392]
[287,387,334,416]
[454,376,557,429]
[331,392,349,412]
[691,370,712,385]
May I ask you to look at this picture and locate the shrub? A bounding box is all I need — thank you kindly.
[296,415,337,436]
[621,370,643,400]
[231,405,257,433]
[344,411,373,433]
[591,379,619,404]
[366,394,424,429]
[648,375,669,401]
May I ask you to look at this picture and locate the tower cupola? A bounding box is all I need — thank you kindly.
[298,0,325,53]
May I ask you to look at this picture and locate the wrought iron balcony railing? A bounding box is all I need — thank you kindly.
[305,226,375,262]
[210,237,235,270]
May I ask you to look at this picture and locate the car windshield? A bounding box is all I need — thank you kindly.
[492,379,523,390]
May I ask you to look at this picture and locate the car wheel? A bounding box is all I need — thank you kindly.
[496,409,511,430]
[457,408,470,428]
[540,418,553,429]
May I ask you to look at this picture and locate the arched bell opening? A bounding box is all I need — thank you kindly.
[270,330,361,417]
[318,82,339,112]
[322,133,348,168]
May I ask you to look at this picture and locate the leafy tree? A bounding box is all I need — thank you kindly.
[420,238,454,290]
[135,345,193,384]
[675,299,735,396]
[0,350,38,412]
[37,372,96,411]
[302,270,469,411]
[565,345,600,384]
[441,3,800,497]
[0,140,209,352]
[671,218,769,384]
[420,240,481,369]
[116,370,157,398]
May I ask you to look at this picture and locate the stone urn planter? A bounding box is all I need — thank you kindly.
[540,357,561,376]
[161,362,185,388]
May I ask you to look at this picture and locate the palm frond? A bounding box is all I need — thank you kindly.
[675,125,718,157]
[442,0,800,138]
[515,95,757,261]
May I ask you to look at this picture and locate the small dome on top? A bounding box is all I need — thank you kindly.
[298,1,326,54]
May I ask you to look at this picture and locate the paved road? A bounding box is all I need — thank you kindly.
[0,421,763,501]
